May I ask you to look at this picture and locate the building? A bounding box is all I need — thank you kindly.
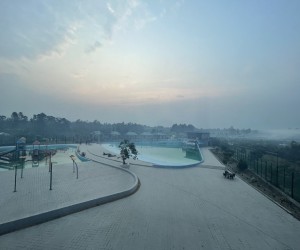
[186,132,210,146]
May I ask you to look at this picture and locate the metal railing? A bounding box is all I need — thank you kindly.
[235,147,300,202]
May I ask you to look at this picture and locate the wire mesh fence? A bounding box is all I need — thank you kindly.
[235,148,300,202]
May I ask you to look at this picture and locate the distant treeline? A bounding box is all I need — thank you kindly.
[0,112,155,145]
[0,112,255,145]
[0,112,194,145]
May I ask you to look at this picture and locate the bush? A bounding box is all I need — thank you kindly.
[223,149,234,164]
[237,159,248,171]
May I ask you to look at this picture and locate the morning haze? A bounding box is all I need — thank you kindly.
[1,1,300,129]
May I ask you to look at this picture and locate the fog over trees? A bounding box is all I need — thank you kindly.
[0,112,150,145]
[0,112,255,146]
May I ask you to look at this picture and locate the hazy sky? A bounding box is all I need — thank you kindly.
[1,0,300,129]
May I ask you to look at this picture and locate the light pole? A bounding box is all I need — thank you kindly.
[276,151,279,187]
[19,155,27,178]
[13,163,17,192]
[70,155,78,179]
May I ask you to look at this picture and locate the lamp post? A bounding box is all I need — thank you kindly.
[70,155,78,179]
[13,163,17,192]
[13,147,19,192]
[19,155,27,178]
[276,151,279,187]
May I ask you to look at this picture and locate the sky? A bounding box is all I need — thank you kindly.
[0,0,300,129]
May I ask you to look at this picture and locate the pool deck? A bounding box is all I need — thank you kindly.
[0,151,138,235]
[0,144,299,250]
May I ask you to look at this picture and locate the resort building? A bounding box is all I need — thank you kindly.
[186,132,210,146]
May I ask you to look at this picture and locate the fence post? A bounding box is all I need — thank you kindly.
[49,162,53,190]
[276,158,279,187]
[276,152,279,186]
[270,163,273,184]
[291,172,294,198]
[265,161,267,180]
[14,164,17,192]
[283,166,286,192]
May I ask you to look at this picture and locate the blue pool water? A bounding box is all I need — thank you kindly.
[102,143,202,167]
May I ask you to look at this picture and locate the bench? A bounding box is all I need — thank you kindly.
[223,170,235,179]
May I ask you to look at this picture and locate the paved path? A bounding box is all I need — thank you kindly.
[0,156,136,234]
[0,144,299,249]
[84,143,153,167]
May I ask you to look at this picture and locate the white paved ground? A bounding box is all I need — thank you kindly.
[0,144,299,250]
[200,147,225,168]
[0,160,134,225]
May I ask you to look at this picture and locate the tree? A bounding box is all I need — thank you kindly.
[171,123,196,133]
[237,159,248,171]
[223,149,234,164]
[119,139,138,164]
[250,149,264,161]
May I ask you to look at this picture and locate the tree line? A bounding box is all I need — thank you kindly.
[0,112,152,145]
[1,112,203,145]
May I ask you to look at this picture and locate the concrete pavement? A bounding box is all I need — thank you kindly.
[0,144,299,250]
[0,153,138,235]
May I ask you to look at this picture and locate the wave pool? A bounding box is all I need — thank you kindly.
[102,143,202,167]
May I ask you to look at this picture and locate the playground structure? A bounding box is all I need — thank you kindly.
[0,139,77,170]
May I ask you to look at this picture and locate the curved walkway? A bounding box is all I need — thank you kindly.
[85,143,153,167]
[0,144,300,249]
[0,152,138,235]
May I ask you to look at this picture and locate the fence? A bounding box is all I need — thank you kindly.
[235,147,300,203]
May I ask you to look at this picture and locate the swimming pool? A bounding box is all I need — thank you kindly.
[0,145,78,171]
[102,143,203,167]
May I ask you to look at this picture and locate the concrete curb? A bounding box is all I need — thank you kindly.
[235,171,299,216]
[153,146,204,169]
[224,164,297,217]
[87,149,152,167]
[93,144,204,169]
[0,155,140,236]
[250,182,293,215]
[84,155,140,190]
[153,162,201,169]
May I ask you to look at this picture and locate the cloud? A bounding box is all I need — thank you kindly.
[0,1,175,60]
[85,41,102,53]
[107,2,115,15]
[71,73,85,79]
[109,0,165,32]
[0,1,114,60]
[175,0,185,8]
[0,1,80,60]
[134,15,157,30]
